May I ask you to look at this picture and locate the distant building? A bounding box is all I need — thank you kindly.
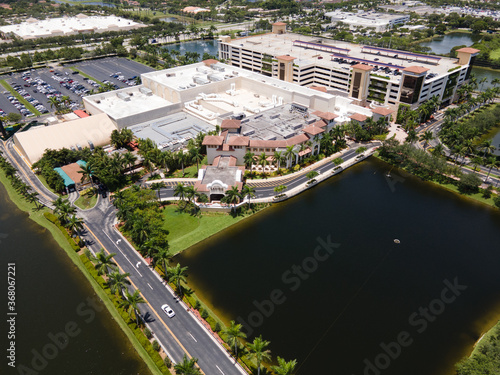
[0,14,145,40]
[324,11,410,32]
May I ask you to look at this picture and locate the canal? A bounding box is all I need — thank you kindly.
[178,158,500,375]
[0,182,151,374]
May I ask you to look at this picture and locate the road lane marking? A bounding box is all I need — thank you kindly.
[216,365,225,375]
[189,333,197,342]
[147,283,153,290]
[102,230,142,277]
[82,223,199,368]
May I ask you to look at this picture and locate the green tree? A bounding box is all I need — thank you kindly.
[107,270,131,297]
[247,336,271,375]
[119,289,146,326]
[271,357,298,375]
[174,355,201,375]
[168,263,189,297]
[93,249,117,276]
[224,320,247,358]
[306,170,319,184]
[241,184,256,209]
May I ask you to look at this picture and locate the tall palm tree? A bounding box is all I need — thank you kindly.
[48,96,61,112]
[272,151,284,170]
[119,289,146,326]
[241,185,256,209]
[189,146,203,173]
[174,183,187,204]
[176,150,187,176]
[419,131,434,150]
[271,357,297,375]
[284,145,296,169]
[123,151,137,173]
[485,157,499,182]
[107,270,131,297]
[405,129,418,144]
[479,140,496,158]
[154,248,172,278]
[93,249,117,276]
[258,152,268,174]
[247,336,271,375]
[78,163,94,188]
[66,214,84,236]
[185,185,201,204]
[168,263,189,297]
[244,151,255,172]
[223,185,241,210]
[26,191,40,210]
[174,355,201,375]
[224,320,247,359]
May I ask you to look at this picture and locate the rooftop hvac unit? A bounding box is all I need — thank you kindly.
[270,113,280,119]
[242,129,255,136]
[207,73,223,82]
[306,118,316,124]
[117,92,130,101]
[291,103,308,112]
[196,67,209,74]
[166,73,176,77]
[139,87,153,96]
[211,63,225,72]
[193,76,209,85]
[290,123,302,130]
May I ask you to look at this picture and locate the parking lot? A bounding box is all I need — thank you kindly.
[66,57,155,89]
[0,57,154,119]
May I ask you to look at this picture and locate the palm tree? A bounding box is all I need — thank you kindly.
[223,185,241,210]
[174,183,187,205]
[168,263,189,297]
[258,152,268,174]
[284,145,296,169]
[150,182,165,201]
[119,289,146,326]
[48,96,61,112]
[176,150,187,176]
[241,185,256,209]
[491,77,500,88]
[78,163,94,188]
[271,357,297,375]
[419,131,434,150]
[66,214,84,236]
[107,270,131,297]
[123,151,137,173]
[244,151,255,172]
[154,248,172,278]
[185,185,201,204]
[247,336,271,375]
[189,146,203,173]
[224,320,247,359]
[405,129,418,144]
[432,143,445,157]
[93,249,117,276]
[26,191,40,210]
[272,151,284,170]
[274,184,287,198]
[479,140,496,158]
[174,355,201,375]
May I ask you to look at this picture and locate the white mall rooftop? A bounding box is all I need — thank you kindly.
[0,14,145,39]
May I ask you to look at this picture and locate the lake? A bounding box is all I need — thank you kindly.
[0,182,151,374]
[161,40,219,60]
[177,157,500,375]
[421,32,481,55]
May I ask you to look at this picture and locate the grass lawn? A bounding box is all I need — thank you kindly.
[490,48,500,60]
[0,80,41,116]
[68,66,104,85]
[0,171,162,375]
[163,203,258,255]
[74,189,98,210]
[167,158,207,178]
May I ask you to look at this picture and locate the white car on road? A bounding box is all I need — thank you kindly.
[161,304,175,318]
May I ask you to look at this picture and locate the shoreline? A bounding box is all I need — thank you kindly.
[0,171,162,375]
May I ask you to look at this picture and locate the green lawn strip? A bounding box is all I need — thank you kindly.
[0,170,163,375]
[74,191,98,210]
[0,80,42,116]
[163,204,252,255]
[67,67,104,86]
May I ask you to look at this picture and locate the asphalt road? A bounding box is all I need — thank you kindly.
[66,57,155,88]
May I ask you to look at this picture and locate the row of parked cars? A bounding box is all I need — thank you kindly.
[50,71,91,98]
[21,71,77,112]
[0,108,6,116]
[109,71,138,86]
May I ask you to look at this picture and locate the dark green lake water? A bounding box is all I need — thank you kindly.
[178,158,500,375]
[0,182,151,375]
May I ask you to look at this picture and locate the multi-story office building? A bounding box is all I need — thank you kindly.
[218,23,479,111]
[324,11,410,32]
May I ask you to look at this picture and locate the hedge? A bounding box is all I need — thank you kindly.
[79,254,172,375]
[44,212,81,252]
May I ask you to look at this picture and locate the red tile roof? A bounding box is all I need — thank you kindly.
[202,59,219,66]
[352,64,373,71]
[350,113,368,122]
[227,136,250,146]
[310,85,327,93]
[273,22,287,26]
[312,111,338,121]
[298,148,312,157]
[73,110,89,118]
[371,107,394,116]
[276,55,296,61]
[456,47,480,54]
[403,66,429,74]
[202,135,224,146]
[221,119,241,129]
[303,126,325,135]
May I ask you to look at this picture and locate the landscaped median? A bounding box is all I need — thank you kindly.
[67,66,104,86]
[0,79,41,116]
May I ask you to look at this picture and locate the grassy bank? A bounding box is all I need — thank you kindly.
[74,189,98,210]
[0,170,162,375]
[163,202,269,255]
[0,79,41,116]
